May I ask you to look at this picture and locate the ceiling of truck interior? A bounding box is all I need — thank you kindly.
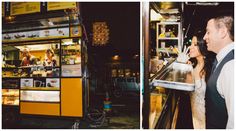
[2,13,79,33]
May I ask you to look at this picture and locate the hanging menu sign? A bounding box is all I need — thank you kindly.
[10,2,40,16]
[47,2,76,11]
[2,27,69,43]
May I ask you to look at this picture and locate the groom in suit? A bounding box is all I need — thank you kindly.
[203,15,234,129]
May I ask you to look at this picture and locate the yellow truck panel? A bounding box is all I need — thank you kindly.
[61,78,83,117]
[20,102,60,116]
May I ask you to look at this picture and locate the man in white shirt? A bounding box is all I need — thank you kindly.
[203,15,234,129]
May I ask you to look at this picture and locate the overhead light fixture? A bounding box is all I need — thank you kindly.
[185,2,219,6]
[133,54,139,59]
[78,39,81,45]
[112,55,120,61]
[160,8,179,14]
[15,44,52,51]
[5,16,15,23]
[63,39,74,45]
[40,20,54,26]
[64,41,73,45]
[196,2,219,6]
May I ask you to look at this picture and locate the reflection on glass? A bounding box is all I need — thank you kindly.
[20,90,60,102]
[163,69,193,84]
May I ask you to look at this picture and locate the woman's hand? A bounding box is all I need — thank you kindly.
[176,46,190,63]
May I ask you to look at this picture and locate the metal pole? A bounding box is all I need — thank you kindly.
[142,2,150,129]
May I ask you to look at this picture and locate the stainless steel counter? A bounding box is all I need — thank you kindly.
[151,62,195,91]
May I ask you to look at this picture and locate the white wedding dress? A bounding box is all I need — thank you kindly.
[190,78,206,129]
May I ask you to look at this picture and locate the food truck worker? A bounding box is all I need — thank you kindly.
[21,48,37,66]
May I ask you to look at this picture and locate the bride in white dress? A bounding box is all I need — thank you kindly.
[188,34,215,129]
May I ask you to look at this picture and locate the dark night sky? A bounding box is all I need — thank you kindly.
[80,2,140,58]
[79,2,234,59]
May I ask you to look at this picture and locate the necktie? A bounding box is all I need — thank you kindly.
[211,59,218,74]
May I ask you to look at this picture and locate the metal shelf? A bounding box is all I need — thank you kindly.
[156,22,182,52]
[157,38,179,40]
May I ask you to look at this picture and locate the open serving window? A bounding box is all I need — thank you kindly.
[2,38,85,117]
[2,41,61,78]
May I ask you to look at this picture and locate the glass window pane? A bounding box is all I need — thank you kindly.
[61,39,82,77]
[20,90,60,102]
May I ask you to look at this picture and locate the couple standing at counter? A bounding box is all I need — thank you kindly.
[187,15,234,129]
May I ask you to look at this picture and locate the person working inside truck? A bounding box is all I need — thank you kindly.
[43,48,57,66]
[20,48,37,66]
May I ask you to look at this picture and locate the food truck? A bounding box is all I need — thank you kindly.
[2,2,89,125]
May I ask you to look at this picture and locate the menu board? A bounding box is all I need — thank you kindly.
[47,2,76,11]
[2,27,69,42]
[10,2,40,16]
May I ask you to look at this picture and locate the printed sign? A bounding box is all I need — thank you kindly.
[21,79,33,88]
[47,2,76,11]
[46,78,60,88]
[3,27,69,42]
[10,2,40,16]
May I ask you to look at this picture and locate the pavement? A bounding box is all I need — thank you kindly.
[2,94,140,129]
